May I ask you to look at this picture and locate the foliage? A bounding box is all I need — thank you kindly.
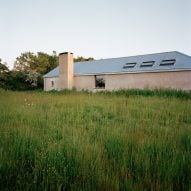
[74,56,94,62]
[0,59,9,88]
[14,51,58,75]
[0,52,58,90]
[14,52,36,72]
[26,70,41,87]
[5,71,32,90]
[0,59,9,73]
[7,52,94,90]
[2,71,42,90]
[99,88,191,100]
[0,90,191,191]
[13,52,94,74]
[95,76,105,88]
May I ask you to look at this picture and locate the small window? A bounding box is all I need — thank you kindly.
[160,59,176,66]
[141,61,155,67]
[95,75,105,89]
[51,81,54,87]
[123,62,136,69]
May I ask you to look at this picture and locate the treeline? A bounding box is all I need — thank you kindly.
[0,52,94,90]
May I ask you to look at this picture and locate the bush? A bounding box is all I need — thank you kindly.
[0,71,43,91]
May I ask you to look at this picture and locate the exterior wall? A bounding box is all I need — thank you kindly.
[44,71,191,91]
[74,75,95,90]
[105,71,191,90]
[59,53,73,90]
[44,77,59,91]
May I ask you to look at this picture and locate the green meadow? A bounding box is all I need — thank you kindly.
[0,89,191,191]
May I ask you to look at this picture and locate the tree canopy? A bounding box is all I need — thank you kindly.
[14,51,58,75]
[0,59,9,73]
[1,52,94,90]
[74,56,94,62]
[0,59,9,88]
[14,52,94,74]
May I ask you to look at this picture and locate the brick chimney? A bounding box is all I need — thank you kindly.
[59,52,74,90]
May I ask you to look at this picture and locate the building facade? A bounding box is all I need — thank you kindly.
[44,51,191,91]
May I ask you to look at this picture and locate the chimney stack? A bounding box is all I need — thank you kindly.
[59,52,74,90]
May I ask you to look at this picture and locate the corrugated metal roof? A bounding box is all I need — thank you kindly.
[44,51,191,78]
[44,67,59,78]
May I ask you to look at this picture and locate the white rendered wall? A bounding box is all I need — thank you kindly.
[44,77,59,91]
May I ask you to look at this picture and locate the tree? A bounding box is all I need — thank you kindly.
[26,70,40,87]
[74,56,94,62]
[47,51,58,72]
[14,52,94,74]
[0,59,9,88]
[13,51,58,89]
[36,51,58,74]
[14,52,36,72]
[8,51,94,90]
[14,51,58,75]
[0,59,9,73]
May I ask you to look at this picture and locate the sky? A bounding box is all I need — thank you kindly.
[0,0,191,68]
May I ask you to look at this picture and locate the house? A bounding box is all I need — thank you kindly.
[43,51,191,91]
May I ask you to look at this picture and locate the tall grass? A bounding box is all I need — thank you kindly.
[0,89,191,191]
[99,88,191,100]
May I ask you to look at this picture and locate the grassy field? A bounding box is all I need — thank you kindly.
[0,89,191,191]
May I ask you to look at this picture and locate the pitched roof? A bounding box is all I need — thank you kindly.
[44,51,191,78]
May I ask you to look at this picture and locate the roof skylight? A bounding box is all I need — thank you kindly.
[140,61,155,67]
[123,62,136,69]
[160,59,176,66]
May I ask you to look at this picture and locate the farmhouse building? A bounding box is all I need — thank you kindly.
[44,51,191,91]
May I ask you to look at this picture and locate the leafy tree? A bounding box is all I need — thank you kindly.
[0,59,9,88]
[4,52,94,91]
[0,59,9,72]
[47,51,58,72]
[26,70,40,87]
[4,71,42,90]
[36,51,58,74]
[13,51,58,89]
[14,52,94,74]
[14,52,36,72]
[74,56,94,62]
[5,71,28,90]
[14,51,58,75]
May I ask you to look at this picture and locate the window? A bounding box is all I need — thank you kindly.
[160,59,176,66]
[51,81,54,87]
[140,61,155,67]
[123,62,136,69]
[95,75,105,89]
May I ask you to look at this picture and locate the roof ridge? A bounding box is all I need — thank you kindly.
[174,51,191,58]
[75,51,181,64]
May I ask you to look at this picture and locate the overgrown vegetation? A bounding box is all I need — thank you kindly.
[0,89,191,191]
[99,88,191,100]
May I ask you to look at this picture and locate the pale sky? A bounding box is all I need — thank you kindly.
[0,0,191,68]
